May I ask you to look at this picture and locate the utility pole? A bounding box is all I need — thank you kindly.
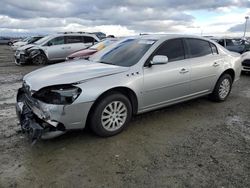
[243,16,249,38]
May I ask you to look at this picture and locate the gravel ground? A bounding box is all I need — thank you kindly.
[0,45,249,188]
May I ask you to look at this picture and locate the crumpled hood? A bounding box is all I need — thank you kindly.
[24,60,129,91]
[18,44,36,51]
[13,41,26,46]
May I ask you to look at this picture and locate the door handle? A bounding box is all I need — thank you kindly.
[213,62,220,67]
[179,68,189,74]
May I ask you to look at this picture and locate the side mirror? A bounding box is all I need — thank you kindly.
[151,55,168,65]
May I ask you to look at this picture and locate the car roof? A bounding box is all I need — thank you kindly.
[50,33,99,38]
[135,34,211,41]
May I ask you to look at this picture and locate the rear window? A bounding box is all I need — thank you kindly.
[186,38,212,58]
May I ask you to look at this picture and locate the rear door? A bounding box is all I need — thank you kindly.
[184,38,222,94]
[143,38,191,109]
[65,35,87,56]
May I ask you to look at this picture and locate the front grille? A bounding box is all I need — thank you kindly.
[242,60,250,67]
[20,54,26,61]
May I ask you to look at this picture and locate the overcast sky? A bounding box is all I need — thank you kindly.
[0,0,250,37]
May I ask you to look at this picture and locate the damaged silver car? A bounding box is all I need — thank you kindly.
[14,32,100,65]
[16,35,242,142]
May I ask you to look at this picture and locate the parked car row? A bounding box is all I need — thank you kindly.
[14,32,101,65]
[0,36,22,45]
[15,34,242,142]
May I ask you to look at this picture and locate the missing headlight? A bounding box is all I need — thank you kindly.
[33,85,82,105]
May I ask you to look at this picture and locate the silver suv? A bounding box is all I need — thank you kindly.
[14,32,100,65]
[16,35,241,142]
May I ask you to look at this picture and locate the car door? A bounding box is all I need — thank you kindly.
[184,38,222,94]
[45,36,66,60]
[65,35,87,56]
[142,38,191,109]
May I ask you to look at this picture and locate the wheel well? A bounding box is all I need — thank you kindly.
[86,87,138,126]
[95,87,137,114]
[38,49,47,58]
[221,69,235,81]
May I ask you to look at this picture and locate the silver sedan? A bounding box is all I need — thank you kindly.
[16,34,242,142]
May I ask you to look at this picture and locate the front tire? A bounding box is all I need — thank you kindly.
[32,54,47,65]
[210,74,232,102]
[90,92,132,137]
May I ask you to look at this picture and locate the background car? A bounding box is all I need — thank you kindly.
[211,37,250,54]
[66,38,120,61]
[16,35,241,141]
[11,36,44,51]
[0,37,21,45]
[14,32,101,65]
[240,52,250,72]
[0,37,11,45]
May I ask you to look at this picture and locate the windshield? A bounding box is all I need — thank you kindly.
[22,37,31,42]
[34,35,51,45]
[28,37,41,44]
[89,38,156,67]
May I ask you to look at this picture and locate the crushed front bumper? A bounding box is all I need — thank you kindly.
[14,51,31,65]
[16,86,93,142]
[16,101,44,143]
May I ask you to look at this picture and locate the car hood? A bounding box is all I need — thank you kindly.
[18,44,37,51]
[68,49,97,58]
[24,60,129,91]
[13,41,26,46]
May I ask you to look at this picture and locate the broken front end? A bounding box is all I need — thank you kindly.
[16,82,92,143]
[14,49,44,65]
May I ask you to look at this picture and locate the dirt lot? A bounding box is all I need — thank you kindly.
[0,45,249,188]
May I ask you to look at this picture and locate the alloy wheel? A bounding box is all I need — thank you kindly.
[219,78,231,99]
[101,101,128,131]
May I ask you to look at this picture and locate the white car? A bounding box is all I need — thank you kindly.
[11,36,44,51]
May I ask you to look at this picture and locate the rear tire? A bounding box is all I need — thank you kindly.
[32,54,47,65]
[89,92,132,137]
[210,74,232,102]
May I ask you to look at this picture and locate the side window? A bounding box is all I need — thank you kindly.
[186,38,212,58]
[226,39,234,46]
[48,37,65,46]
[84,36,97,43]
[153,39,185,62]
[218,39,224,46]
[66,36,83,44]
[210,43,218,54]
